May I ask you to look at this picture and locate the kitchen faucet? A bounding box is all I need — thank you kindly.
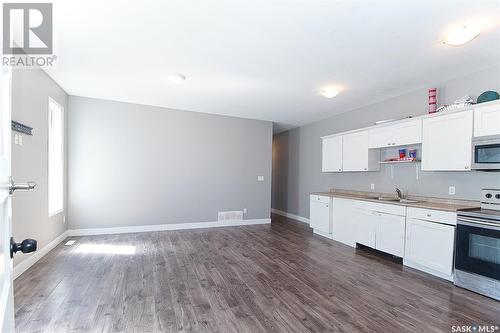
[395,188,403,200]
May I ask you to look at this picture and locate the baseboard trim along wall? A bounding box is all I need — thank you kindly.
[13,230,69,280]
[271,208,309,224]
[13,218,270,280]
[67,218,271,236]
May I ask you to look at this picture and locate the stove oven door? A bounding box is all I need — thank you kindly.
[455,218,500,282]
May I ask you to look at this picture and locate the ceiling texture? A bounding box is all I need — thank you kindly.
[46,0,500,132]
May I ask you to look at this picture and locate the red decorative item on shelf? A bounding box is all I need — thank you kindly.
[428,88,437,113]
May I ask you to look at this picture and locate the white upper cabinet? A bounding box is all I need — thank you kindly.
[368,118,422,148]
[474,102,500,137]
[322,135,343,172]
[342,131,380,172]
[421,110,473,171]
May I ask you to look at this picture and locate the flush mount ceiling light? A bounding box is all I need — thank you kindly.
[320,86,342,98]
[442,23,483,46]
[167,74,186,84]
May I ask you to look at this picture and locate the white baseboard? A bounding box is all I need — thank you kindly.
[271,208,309,224]
[67,218,271,236]
[13,230,69,280]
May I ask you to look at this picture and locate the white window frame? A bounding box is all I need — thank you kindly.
[48,97,64,217]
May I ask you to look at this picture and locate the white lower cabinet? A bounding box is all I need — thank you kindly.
[376,212,406,257]
[355,208,377,248]
[404,215,455,281]
[309,195,332,237]
[319,197,457,281]
[331,198,357,247]
[354,205,405,257]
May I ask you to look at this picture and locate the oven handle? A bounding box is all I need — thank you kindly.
[458,217,500,230]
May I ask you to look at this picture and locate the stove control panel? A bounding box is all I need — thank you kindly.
[481,189,500,211]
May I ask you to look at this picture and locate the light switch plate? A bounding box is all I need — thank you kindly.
[449,186,456,196]
[18,135,23,146]
[370,184,375,190]
[257,176,264,181]
[14,134,18,145]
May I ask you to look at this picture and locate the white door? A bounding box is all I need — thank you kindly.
[331,199,356,247]
[376,212,405,257]
[368,125,394,148]
[309,201,330,234]
[393,119,422,146]
[474,103,500,137]
[0,58,15,332]
[322,136,342,172]
[421,110,473,171]
[354,209,376,248]
[342,131,369,171]
[404,218,455,278]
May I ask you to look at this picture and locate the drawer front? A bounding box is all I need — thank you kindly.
[310,195,330,204]
[406,207,457,225]
[353,200,406,216]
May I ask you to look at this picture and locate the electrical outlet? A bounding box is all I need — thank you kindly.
[18,135,23,146]
[14,134,18,145]
[243,208,247,214]
[449,186,456,196]
[370,184,375,190]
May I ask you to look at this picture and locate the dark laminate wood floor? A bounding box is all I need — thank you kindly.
[14,214,500,333]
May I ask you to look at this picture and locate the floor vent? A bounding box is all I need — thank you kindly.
[218,210,244,221]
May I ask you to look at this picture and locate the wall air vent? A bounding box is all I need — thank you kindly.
[218,210,244,221]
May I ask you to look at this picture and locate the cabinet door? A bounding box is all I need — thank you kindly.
[393,119,422,146]
[474,103,500,137]
[322,136,343,172]
[342,131,369,171]
[332,199,356,247]
[355,209,377,248]
[376,213,405,257]
[421,111,473,171]
[310,201,330,234]
[368,126,394,148]
[404,218,455,277]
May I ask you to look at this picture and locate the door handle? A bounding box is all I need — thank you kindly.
[9,177,36,195]
[10,237,37,258]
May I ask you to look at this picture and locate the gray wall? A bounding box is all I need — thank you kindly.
[68,96,273,229]
[272,65,500,219]
[12,68,68,267]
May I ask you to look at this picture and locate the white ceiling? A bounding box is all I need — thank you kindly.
[47,0,500,132]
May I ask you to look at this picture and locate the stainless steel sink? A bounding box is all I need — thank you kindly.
[376,197,420,203]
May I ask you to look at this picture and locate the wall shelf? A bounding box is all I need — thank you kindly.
[379,160,421,164]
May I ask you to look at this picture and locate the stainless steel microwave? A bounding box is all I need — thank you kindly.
[472,136,500,170]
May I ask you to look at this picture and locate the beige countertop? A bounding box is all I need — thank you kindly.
[311,189,480,212]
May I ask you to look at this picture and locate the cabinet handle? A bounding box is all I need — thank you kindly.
[387,143,391,146]
[465,166,470,169]
[339,168,342,171]
[364,168,367,170]
[426,214,431,217]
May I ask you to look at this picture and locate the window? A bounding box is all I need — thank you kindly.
[48,97,64,216]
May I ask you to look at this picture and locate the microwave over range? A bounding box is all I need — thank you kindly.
[472,135,500,171]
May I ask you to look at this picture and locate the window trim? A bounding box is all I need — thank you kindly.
[47,96,64,217]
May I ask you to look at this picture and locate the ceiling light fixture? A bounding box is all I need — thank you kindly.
[442,23,483,46]
[168,74,186,84]
[320,86,342,98]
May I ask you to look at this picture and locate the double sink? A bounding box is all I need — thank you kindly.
[367,188,421,204]
[375,197,421,204]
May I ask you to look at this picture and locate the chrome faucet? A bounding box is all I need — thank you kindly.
[395,188,403,200]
